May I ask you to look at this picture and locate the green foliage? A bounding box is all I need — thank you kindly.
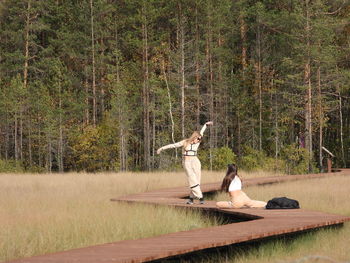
[0,159,46,174]
[24,165,46,173]
[0,0,349,172]
[239,146,286,173]
[0,159,24,173]
[68,124,118,172]
[158,153,183,172]
[239,146,267,171]
[262,157,287,173]
[199,147,236,171]
[280,143,313,174]
[239,145,315,174]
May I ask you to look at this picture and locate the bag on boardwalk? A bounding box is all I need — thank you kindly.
[266,197,300,209]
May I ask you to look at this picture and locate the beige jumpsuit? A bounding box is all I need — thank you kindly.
[159,124,208,199]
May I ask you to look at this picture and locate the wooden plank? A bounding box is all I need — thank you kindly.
[8,170,350,263]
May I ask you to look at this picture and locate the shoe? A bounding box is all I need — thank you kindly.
[186,198,194,205]
[199,198,205,204]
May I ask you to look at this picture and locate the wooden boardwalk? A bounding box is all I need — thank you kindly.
[8,170,350,263]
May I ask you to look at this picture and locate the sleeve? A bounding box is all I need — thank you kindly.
[160,140,185,151]
[200,124,207,136]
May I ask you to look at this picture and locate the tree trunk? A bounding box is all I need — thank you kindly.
[317,65,323,171]
[101,88,105,115]
[339,93,345,167]
[58,80,64,173]
[47,135,52,173]
[22,0,31,162]
[304,0,313,172]
[118,98,127,171]
[161,58,177,159]
[5,114,9,160]
[152,106,156,167]
[218,35,228,146]
[90,0,97,126]
[38,125,42,167]
[23,0,30,90]
[142,3,151,170]
[304,60,312,171]
[28,118,32,166]
[195,1,200,126]
[237,114,241,156]
[207,4,214,170]
[256,21,263,152]
[239,9,247,156]
[252,124,256,149]
[20,116,23,160]
[84,70,89,125]
[334,66,346,167]
[14,114,18,161]
[217,34,223,147]
[272,75,279,161]
[179,3,185,138]
[115,27,127,171]
[240,12,247,72]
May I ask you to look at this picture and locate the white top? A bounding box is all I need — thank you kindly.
[228,176,242,192]
[159,124,208,156]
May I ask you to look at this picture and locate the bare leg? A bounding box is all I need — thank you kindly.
[245,200,267,208]
[216,201,233,208]
[243,192,266,208]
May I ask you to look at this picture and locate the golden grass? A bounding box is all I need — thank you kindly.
[3,170,346,263]
[3,169,265,262]
[0,170,224,262]
[214,175,350,263]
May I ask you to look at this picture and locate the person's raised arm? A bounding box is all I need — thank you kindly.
[200,121,213,136]
[156,140,185,154]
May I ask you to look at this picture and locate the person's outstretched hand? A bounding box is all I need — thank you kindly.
[156,148,162,155]
[206,121,213,126]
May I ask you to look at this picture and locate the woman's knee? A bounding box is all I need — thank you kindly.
[216,201,231,208]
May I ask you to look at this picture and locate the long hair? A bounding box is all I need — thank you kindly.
[221,164,238,192]
[183,131,201,149]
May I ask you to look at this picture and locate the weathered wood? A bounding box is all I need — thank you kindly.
[9,170,350,263]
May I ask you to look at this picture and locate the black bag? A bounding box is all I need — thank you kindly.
[266,197,300,209]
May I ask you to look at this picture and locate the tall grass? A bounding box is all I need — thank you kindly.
[3,170,340,263]
[0,171,224,262]
[210,175,350,263]
[2,169,261,262]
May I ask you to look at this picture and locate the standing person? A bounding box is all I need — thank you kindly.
[216,164,267,209]
[156,121,213,205]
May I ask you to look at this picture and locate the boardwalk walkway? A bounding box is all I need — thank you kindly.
[9,170,350,263]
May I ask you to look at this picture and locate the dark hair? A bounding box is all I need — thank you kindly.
[220,164,238,192]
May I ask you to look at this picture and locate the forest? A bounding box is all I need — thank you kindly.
[0,0,349,173]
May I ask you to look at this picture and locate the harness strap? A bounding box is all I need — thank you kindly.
[183,153,197,156]
[184,144,197,156]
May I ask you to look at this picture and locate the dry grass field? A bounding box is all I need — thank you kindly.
[1,170,348,263]
[213,175,350,263]
[1,169,273,262]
